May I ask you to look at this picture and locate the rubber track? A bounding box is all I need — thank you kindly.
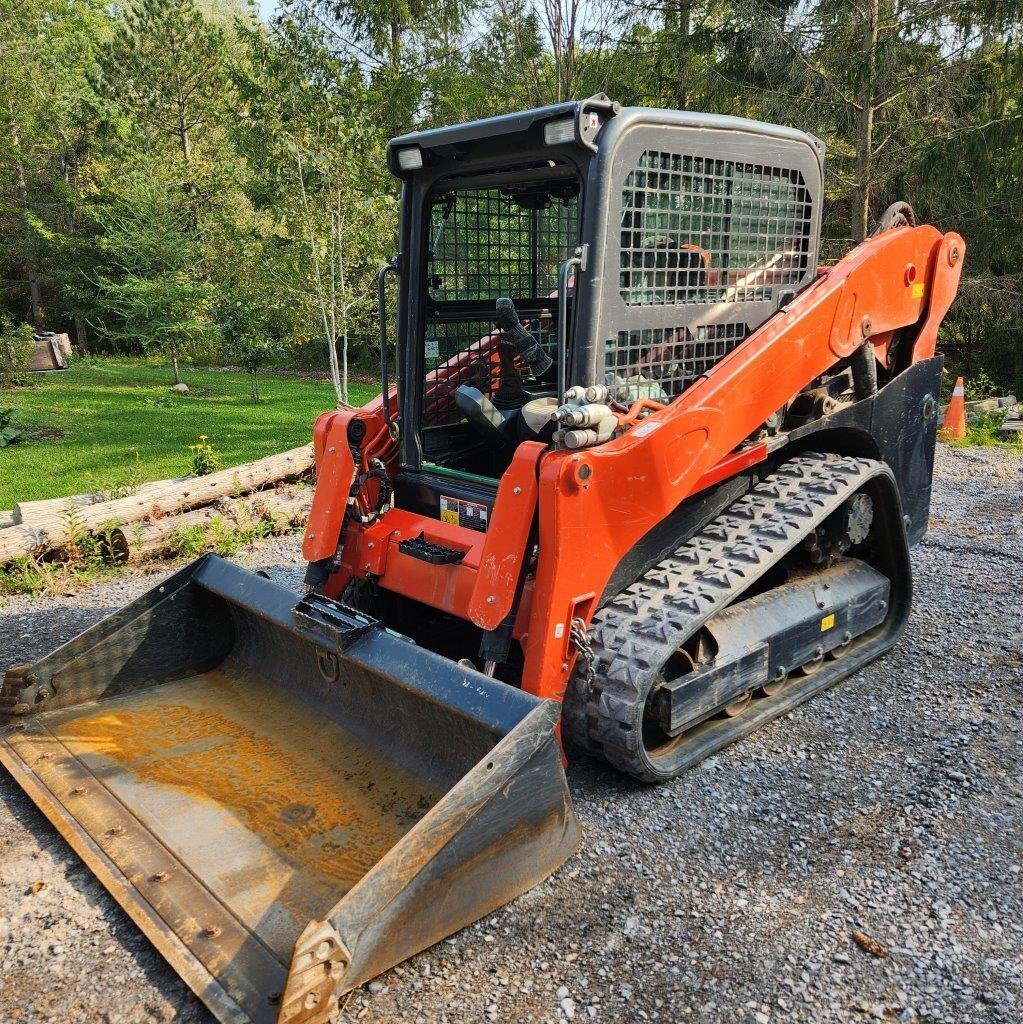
[562,452,884,781]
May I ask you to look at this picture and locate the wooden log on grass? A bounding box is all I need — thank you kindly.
[0,511,13,529]
[103,487,313,563]
[0,523,46,557]
[0,445,314,565]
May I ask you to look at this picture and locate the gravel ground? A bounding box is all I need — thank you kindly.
[1,444,1020,1024]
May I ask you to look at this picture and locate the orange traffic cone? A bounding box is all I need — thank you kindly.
[939,376,967,440]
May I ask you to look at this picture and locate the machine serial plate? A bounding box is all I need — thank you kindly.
[439,495,489,533]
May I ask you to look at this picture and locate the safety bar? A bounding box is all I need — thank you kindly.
[557,254,582,401]
[377,259,400,436]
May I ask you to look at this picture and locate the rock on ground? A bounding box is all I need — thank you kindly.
[1,445,1021,1024]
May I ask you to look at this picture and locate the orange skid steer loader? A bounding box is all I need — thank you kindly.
[1,97,964,1024]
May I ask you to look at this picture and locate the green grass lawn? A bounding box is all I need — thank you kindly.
[1,358,378,508]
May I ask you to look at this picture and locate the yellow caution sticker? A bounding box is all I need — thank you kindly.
[911,282,925,299]
[440,508,459,526]
[820,613,836,632]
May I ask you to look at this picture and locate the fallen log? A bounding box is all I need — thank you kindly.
[0,511,12,529]
[0,524,47,561]
[0,445,313,565]
[103,488,312,564]
[13,491,106,525]
[13,474,214,525]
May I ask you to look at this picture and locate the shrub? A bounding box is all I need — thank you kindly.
[0,408,23,447]
[225,335,283,403]
[188,434,221,475]
[964,370,1000,403]
[949,409,1011,448]
[0,317,34,387]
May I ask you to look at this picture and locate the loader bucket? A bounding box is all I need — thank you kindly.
[0,556,579,1024]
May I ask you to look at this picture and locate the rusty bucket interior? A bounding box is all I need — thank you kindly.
[0,556,579,1024]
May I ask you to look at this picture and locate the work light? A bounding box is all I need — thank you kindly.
[543,117,575,146]
[396,146,424,170]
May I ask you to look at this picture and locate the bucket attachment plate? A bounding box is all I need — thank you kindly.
[0,556,579,1024]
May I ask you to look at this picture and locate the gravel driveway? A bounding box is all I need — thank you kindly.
[1,444,1020,1024]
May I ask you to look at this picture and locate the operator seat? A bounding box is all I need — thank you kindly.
[454,386,515,449]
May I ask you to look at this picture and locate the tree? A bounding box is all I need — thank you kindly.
[0,0,107,331]
[904,17,1023,391]
[91,163,218,382]
[737,1,1011,242]
[86,0,247,382]
[233,14,395,401]
[93,0,229,167]
[220,298,282,402]
[280,0,480,135]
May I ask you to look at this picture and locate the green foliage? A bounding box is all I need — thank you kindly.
[94,448,148,499]
[93,0,228,161]
[963,370,1001,402]
[0,506,116,597]
[166,488,311,561]
[0,408,24,447]
[0,318,34,387]
[948,409,1021,448]
[170,512,271,559]
[0,489,312,596]
[88,160,222,380]
[218,298,282,401]
[0,552,111,597]
[188,434,221,475]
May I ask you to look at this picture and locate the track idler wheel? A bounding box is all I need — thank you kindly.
[722,690,753,717]
[758,668,789,698]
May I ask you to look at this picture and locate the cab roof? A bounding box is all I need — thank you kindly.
[386,96,825,177]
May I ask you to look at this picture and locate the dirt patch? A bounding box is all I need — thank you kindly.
[21,427,68,441]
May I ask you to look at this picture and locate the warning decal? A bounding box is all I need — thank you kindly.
[439,495,489,533]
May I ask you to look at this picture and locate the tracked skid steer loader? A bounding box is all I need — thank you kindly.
[1,96,964,1024]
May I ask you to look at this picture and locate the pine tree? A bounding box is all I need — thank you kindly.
[738,0,1017,242]
[87,0,234,382]
[94,0,228,166]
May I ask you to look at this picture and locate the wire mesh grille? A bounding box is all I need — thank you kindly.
[604,321,749,398]
[619,151,813,306]
[422,182,577,429]
[428,188,580,302]
[423,319,558,427]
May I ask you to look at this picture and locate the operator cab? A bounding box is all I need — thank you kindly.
[384,96,824,528]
